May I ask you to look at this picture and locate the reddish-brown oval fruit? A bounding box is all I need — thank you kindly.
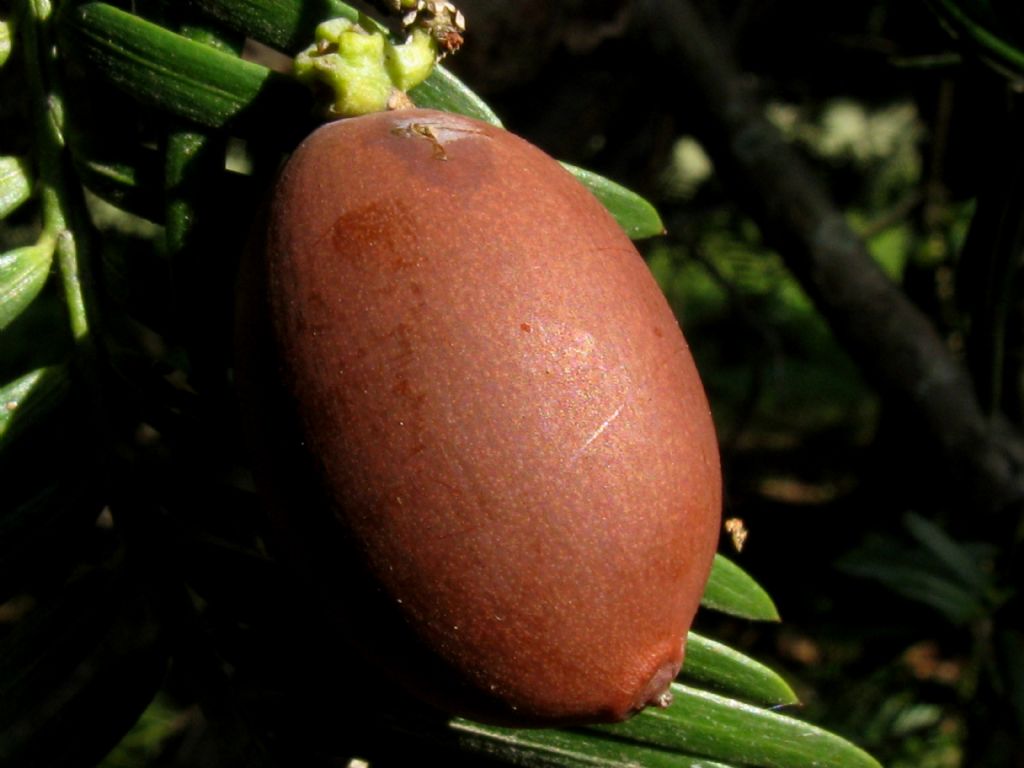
[236,109,721,726]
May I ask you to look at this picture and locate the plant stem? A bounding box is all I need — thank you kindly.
[22,0,110,471]
[23,0,95,344]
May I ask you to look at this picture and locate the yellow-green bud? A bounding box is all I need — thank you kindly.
[294,17,439,118]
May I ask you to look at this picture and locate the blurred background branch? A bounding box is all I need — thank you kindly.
[642,0,1024,525]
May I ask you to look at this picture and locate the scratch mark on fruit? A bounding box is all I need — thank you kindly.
[390,115,490,161]
[570,402,624,463]
[391,123,448,160]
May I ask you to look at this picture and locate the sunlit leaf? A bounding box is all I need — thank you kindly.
[0,365,70,451]
[451,718,736,768]
[701,555,780,621]
[681,633,797,707]
[0,240,55,331]
[58,3,311,139]
[0,156,32,219]
[564,164,665,240]
[0,17,13,69]
[447,683,876,768]
[185,0,359,52]
[409,66,503,126]
[588,684,881,768]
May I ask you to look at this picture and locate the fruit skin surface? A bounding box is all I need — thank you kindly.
[236,109,721,726]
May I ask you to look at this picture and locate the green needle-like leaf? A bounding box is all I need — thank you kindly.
[701,555,780,621]
[58,3,311,139]
[74,153,164,223]
[904,511,991,593]
[0,239,55,331]
[0,156,32,218]
[681,633,798,707]
[0,17,13,69]
[0,366,70,451]
[565,163,665,240]
[839,551,984,626]
[589,684,881,768]
[451,718,736,768]
[925,0,1024,77]
[408,66,504,126]
[186,0,359,52]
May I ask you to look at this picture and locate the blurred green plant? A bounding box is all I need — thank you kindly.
[839,513,1002,628]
